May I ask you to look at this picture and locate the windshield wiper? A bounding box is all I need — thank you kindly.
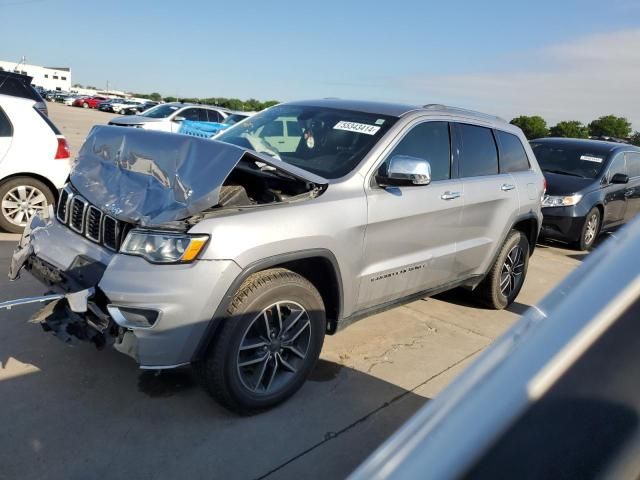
[544,169,585,178]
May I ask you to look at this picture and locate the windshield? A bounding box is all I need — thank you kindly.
[141,104,181,119]
[217,105,397,179]
[531,143,609,179]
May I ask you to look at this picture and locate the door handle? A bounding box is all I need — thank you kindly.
[441,191,461,200]
[501,184,516,191]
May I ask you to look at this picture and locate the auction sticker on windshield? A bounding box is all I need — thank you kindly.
[580,155,604,163]
[334,121,381,135]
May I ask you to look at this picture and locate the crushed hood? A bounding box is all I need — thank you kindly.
[70,125,326,226]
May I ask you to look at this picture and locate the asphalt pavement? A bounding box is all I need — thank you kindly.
[0,237,587,480]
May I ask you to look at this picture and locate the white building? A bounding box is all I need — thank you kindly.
[0,59,71,91]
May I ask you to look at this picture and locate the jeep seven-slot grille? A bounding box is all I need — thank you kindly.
[56,186,127,251]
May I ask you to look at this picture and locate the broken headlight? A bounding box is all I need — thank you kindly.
[120,231,209,264]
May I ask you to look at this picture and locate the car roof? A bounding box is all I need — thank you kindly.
[530,137,640,155]
[282,98,511,126]
[165,102,231,112]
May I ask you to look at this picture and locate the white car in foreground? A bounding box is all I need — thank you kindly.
[0,94,71,233]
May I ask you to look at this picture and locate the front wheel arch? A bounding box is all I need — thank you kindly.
[192,249,343,362]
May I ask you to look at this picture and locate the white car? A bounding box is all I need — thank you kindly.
[0,94,71,233]
[108,102,231,133]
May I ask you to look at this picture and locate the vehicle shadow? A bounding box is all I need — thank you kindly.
[0,292,429,480]
[434,288,532,315]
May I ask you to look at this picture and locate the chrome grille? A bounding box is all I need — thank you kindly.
[55,185,126,251]
[69,197,87,233]
[56,187,71,223]
[86,206,102,242]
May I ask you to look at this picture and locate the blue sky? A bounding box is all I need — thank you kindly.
[1,0,639,127]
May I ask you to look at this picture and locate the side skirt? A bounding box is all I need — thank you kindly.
[337,274,483,332]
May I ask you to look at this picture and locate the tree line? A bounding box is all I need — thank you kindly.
[510,114,640,146]
[132,92,279,112]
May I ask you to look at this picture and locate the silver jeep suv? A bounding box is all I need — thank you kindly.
[6,99,544,413]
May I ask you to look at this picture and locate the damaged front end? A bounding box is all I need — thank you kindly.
[3,125,319,366]
[4,219,123,352]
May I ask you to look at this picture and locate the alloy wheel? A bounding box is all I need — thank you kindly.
[1,185,48,227]
[500,245,525,297]
[584,213,599,246]
[236,301,311,395]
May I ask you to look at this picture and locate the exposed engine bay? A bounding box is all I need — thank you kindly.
[217,158,322,208]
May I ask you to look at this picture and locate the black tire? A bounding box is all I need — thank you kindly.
[196,268,326,414]
[476,230,530,310]
[0,177,55,233]
[575,207,600,251]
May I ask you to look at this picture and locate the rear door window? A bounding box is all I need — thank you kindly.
[625,152,640,178]
[496,130,530,173]
[206,110,222,123]
[179,108,201,121]
[456,123,499,177]
[0,106,13,137]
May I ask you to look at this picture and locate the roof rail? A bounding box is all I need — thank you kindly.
[422,104,507,123]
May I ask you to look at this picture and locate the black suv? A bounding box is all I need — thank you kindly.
[0,71,48,116]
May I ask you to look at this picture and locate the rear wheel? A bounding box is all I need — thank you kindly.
[476,230,530,310]
[196,268,326,414]
[0,177,55,233]
[82,102,89,108]
[575,207,600,251]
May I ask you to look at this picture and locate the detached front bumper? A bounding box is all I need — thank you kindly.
[5,215,241,368]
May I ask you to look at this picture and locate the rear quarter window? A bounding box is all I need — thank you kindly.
[496,130,530,173]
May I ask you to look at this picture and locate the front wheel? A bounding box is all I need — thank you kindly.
[0,177,55,233]
[196,268,326,414]
[476,230,530,309]
[82,102,89,108]
[575,207,600,251]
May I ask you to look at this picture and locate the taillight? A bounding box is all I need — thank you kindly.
[55,137,71,160]
[543,177,547,193]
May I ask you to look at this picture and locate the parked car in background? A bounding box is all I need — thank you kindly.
[0,93,71,232]
[99,99,142,114]
[0,71,48,116]
[72,96,107,109]
[4,99,543,413]
[119,101,159,115]
[531,137,640,250]
[63,94,85,106]
[108,102,231,132]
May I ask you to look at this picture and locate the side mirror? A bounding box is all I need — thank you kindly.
[173,116,186,123]
[377,155,431,187]
[611,173,629,184]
